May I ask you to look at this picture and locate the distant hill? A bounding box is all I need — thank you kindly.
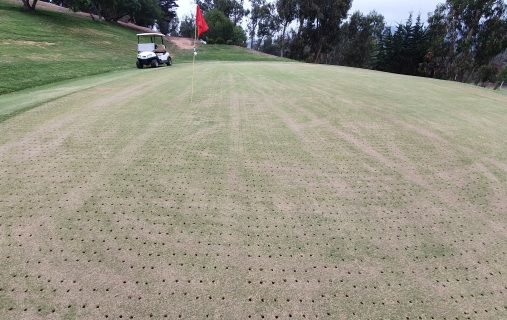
[0,0,287,95]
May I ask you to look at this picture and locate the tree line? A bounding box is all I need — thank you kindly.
[266,0,506,87]
[25,0,507,86]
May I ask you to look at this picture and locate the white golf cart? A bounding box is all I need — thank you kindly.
[136,33,172,68]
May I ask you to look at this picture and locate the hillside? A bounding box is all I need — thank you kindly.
[0,0,286,95]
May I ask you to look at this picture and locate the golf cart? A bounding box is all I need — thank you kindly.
[136,33,172,68]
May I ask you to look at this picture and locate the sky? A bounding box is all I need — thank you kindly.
[176,0,442,26]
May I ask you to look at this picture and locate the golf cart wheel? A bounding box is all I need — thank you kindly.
[150,59,159,68]
[136,61,143,69]
[167,58,172,66]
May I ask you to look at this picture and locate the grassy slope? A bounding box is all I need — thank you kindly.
[0,62,506,319]
[0,0,286,95]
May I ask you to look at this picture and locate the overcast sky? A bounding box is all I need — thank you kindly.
[176,0,442,26]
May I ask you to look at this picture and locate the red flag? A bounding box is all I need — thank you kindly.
[196,5,209,37]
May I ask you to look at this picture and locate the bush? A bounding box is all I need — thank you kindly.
[500,66,507,82]
[494,66,507,89]
[478,65,496,83]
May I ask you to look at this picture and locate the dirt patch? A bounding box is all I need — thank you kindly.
[117,21,154,34]
[26,53,63,61]
[167,36,196,50]
[1,40,55,47]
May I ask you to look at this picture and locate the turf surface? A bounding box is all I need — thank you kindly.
[0,62,506,319]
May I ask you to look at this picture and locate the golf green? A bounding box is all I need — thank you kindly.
[1,62,506,319]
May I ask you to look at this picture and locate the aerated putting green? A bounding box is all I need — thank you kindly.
[1,62,506,319]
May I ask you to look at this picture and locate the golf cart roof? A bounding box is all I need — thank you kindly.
[137,33,165,37]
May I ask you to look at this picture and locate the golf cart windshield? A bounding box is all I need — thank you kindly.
[137,33,165,52]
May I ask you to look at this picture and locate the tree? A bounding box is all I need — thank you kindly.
[204,9,233,43]
[276,0,296,57]
[158,0,179,35]
[197,0,246,25]
[196,0,214,12]
[21,0,38,11]
[89,0,141,21]
[475,4,507,68]
[179,15,195,38]
[294,0,352,63]
[247,0,267,48]
[422,4,450,78]
[252,2,278,49]
[232,25,247,46]
[132,0,162,27]
[54,0,161,22]
[259,36,279,55]
[334,11,385,68]
[412,15,428,75]
[497,65,507,89]
[165,15,179,36]
[424,0,507,82]
[203,9,246,45]
[478,64,497,85]
[376,27,393,71]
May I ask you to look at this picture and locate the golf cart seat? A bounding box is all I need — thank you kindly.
[154,44,166,53]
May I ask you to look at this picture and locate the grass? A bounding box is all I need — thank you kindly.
[0,1,139,94]
[0,0,287,95]
[0,62,506,319]
[175,44,289,63]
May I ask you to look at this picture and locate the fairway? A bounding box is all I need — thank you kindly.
[1,62,507,319]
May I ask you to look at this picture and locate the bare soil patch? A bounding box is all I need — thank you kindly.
[0,40,55,47]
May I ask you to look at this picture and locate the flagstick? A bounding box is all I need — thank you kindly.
[191,18,197,103]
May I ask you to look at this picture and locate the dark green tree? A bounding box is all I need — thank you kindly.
[203,9,246,45]
[424,0,507,81]
[247,0,267,48]
[51,0,162,22]
[179,15,194,37]
[295,0,352,63]
[158,0,179,35]
[421,4,450,78]
[197,0,246,25]
[276,0,297,57]
[376,27,393,71]
[334,11,385,68]
[131,0,162,27]
[256,3,279,49]
[497,65,507,89]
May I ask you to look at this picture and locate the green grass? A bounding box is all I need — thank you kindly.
[0,62,506,319]
[0,69,136,122]
[176,44,289,63]
[0,0,287,95]
[0,1,140,94]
